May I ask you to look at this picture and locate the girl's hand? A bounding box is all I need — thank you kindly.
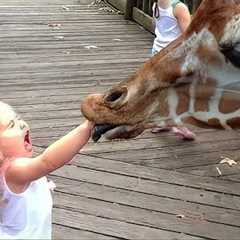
[83,120,95,131]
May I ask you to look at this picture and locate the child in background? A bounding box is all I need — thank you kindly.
[152,0,191,55]
[0,101,94,239]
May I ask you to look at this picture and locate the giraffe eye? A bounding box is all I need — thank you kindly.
[8,120,15,128]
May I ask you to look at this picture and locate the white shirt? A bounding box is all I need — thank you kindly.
[153,3,182,52]
[0,175,53,239]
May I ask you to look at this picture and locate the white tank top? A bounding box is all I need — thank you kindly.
[0,175,53,239]
[153,3,182,52]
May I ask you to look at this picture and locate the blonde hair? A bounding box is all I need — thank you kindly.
[0,102,16,200]
[0,101,16,126]
[0,101,16,167]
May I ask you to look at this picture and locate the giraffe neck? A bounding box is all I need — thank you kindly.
[165,63,240,129]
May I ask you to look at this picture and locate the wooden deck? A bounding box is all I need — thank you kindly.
[1,0,240,239]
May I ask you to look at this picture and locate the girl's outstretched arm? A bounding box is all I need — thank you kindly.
[6,120,94,191]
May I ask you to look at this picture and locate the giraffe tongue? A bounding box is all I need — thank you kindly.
[92,124,118,142]
[104,125,145,140]
[92,123,148,142]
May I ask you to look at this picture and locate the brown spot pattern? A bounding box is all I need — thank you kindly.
[176,85,191,115]
[219,91,240,114]
[227,117,240,129]
[208,118,223,128]
[194,79,216,112]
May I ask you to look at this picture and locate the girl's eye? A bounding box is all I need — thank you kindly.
[8,120,15,128]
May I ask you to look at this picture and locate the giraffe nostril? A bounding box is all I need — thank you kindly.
[103,86,128,109]
[105,90,124,103]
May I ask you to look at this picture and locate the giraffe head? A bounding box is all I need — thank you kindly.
[81,0,240,140]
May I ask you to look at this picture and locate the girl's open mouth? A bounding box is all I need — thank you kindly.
[24,131,32,152]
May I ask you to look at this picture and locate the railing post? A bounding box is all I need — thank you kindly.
[142,0,149,14]
[149,0,154,16]
[192,0,202,13]
[125,0,137,20]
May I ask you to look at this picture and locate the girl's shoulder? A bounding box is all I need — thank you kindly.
[173,1,191,19]
[152,1,182,17]
[172,0,189,11]
[171,0,181,9]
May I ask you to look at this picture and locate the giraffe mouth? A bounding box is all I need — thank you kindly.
[92,123,154,142]
[92,124,118,142]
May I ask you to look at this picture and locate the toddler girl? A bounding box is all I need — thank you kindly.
[152,0,191,55]
[0,101,94,239]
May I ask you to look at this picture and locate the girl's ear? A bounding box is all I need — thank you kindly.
[0,151,10,175]
[0,151,3,168]
[0,151,8,172]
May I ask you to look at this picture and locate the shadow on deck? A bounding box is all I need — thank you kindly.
[1,0,240,239]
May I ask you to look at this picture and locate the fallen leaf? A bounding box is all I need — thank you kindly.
[220,157,237,166]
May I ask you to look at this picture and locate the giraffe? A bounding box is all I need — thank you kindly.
[81,0,240,141]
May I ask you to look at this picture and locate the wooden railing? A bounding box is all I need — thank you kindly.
[107,0,202,32]
[127,0,202,17]
[135,0,154,16]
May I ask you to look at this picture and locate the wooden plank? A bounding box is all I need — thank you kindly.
[0,34,152,44]
[0,59,145,74]
[0,44,151,55]
[0,6,100,11]
[82,136,240,155]
[53,208,203,240]
[53,191,240,239]
[106,149,240,170]
[0,0,95,5]
[0,22,137,30]
[0,49,150,59]
[53,224,120,240]
[70,154,240,196]
[0,68,136,83]
[0,34,152,43]
[52,164,240,209]
[52,175,240,228]
[178,160,240,178]
[223,174,240,182]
